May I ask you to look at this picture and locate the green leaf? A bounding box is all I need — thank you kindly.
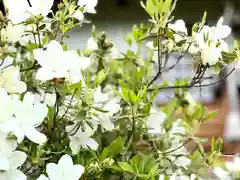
[192,105,205,121]
[201,11,207,26]
[100,137,124,161]
[203,111,217,122]
[211,137,215,153]
[125,32,133,46]
[92,106,109,113]
[118,162,135,174]
[128,90,138,105]
[94,69,109,87]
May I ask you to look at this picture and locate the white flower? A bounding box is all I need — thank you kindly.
[0,150,27,180]
[0,66,27,93]
[4,0,54,23]
[37,175,49,180]
[168,20,188,34]
[0,88,18,126]
[28,0,54,17]
[146,108,166,135]
[37,154,85,180]
[0,130,17,157]
[78,0,98,14]
[92,87,120,131]
[209,17,231,41]
[34,41,90,83]
[87,37,98,51]
[226,156,240,172]
[184,92,197,115]
[168,19,188,42]
[73,11,84,21]
[34,90,56,107]
[93,87,109,104]
[63,51,90,83]
[92,113,115,131]
[1,23,25,43]
[2,92,48,144]
[195,17,231,65]
[4,0,31,23]
[103,98,121,116]
[201,41,227,65]
[34,40,68,81]
[174,156,191,168]
[66,124,98,154]
[213,167,230,179]
[170,119,186,135]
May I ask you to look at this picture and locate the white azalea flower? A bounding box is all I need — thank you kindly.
[168,19,188,42]
[63,51,90,83]
[146,108,166,135]
[226,156,240,172]
[2,92,48,144]
[92,87,120,131]
[37,174,49,180]
[34,90,56,107]
[37,154,85,180]
[34,40,68,81]
[0,88,18,125]
[173,156,191,168]
[1,23,25,43]
[200,43,224,65]
[103,98,121,116]
[0,130,18,172]
[213,167,230,179]
[66,124,98,154]
[29,0,54,17]
[4,0,54,23]
[195,17,231,65]
[209,17,231,41]
[73,11,84,21]
[87,37,98,51]
[0,66,27,93]
[78,0,98,14]
[92,114,115,131]
[0,130,17,155]
[184,92,197,116]
[34,41,90,83]
[93,87,109,104]
[0,150,27,180]
[168,20,188,34]
[170,119,186,135]
[4,0,31,23]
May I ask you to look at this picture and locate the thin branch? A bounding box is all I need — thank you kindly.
[147,30,162,88]
[162,43,192,74]
[20,63,40,72]
[147,68,235,91]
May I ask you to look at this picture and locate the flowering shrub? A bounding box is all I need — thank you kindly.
[0,0,240,179]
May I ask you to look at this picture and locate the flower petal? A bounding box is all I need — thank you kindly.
[8,151,27,169]
[46,163,62,180]
[37,174,49,180]
[24,126,47,144]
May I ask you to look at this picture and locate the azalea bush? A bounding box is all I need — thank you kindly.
[1,0,240,179]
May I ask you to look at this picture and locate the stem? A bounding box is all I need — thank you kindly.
[131,106,136,141]
[36,23,42,48]
[147,30,162,88]
[160,138,191,155]
[147,68,235,91]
